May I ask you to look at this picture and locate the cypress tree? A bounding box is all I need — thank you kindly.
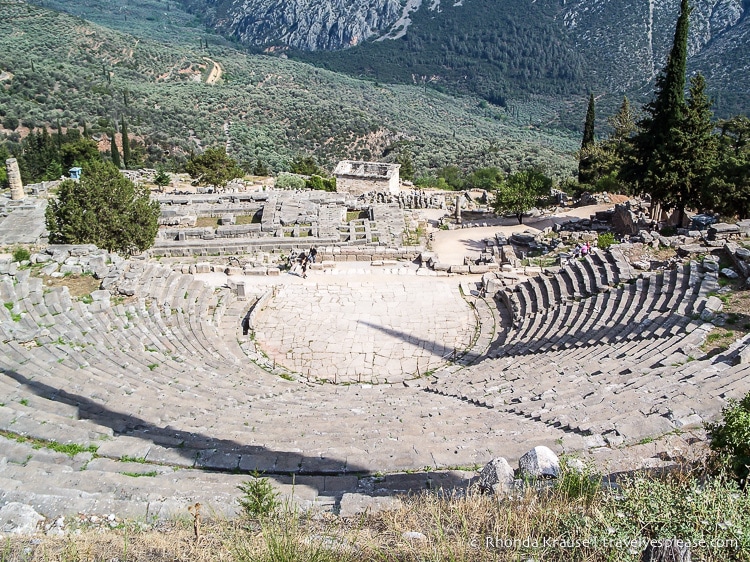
[110,133,121,168]
[55,118,63,155]
[578,93,596,184]
[609,97,636,142]
[654,0,691,135]
[581,93,596,149]
[121,116,131,169]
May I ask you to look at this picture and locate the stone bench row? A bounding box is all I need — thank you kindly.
[424,320,738,446]
[502,251,631,321]
[493,262,705,358]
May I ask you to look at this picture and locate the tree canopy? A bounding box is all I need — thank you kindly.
[16,127,100,184]
[153,169,171,192]
[184,148,243,189]
[493,169,553,224]
[45,160,160,253]
[623,0,692,221]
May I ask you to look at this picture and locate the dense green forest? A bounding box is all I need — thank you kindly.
[0,1,581,185]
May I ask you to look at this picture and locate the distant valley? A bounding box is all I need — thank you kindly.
[1,0,581,178]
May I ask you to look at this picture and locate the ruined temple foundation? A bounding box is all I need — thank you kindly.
[6,158,24,200]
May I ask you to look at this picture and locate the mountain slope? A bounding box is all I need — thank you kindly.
[179,0,750,113]
[0,0,579,178]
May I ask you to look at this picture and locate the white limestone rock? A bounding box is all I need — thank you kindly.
[477,457,515,494]
[518,446,560,479]
[0,503,44,536]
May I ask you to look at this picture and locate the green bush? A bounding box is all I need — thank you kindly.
[556,475,750,559]
[597,232,617,250]
[275,173,306,190]
[707,391,750,486]
[237,474,280,519]
[12,247,31,263]
[555,457,602,503]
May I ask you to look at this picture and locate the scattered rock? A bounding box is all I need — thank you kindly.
[702,259,719,272]
[720,268,739,279]
[564,458,586,474]
[477,457,515,494]
[704,296,724,314]
[518,446,560,479]
[735,247,750,262]
[338,494,401,518]
[0,503,45,536]
[402,531,427,542]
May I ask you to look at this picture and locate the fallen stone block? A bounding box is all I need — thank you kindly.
[477,457,515,495]
[469,265,490,274]
[0,502,45,535]
[518,446,560,479]
[707,223,740,240]
[338,493,401,518]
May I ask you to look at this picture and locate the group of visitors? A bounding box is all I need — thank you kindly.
[573,242,593,258]
[289,247,317,279]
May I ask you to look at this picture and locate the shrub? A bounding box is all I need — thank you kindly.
[237,474,280,518]
[275,172,306,190]
[12,246,31,263]
[597,232,617,250]
[706,391,750,486]
[555,457,602,503]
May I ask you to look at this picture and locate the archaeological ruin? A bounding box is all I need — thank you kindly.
[1,174,750,524]
[334,160,401,196]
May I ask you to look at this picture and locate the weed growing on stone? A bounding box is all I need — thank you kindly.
[237,474,280,519]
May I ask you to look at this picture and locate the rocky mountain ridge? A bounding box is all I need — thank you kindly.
[190,0,749,101]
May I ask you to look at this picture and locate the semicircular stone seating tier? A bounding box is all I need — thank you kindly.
[0,259,569,518]
[422,248,750,448]
[2,248,750,519]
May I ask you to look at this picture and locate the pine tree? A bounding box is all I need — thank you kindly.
[578,93,596,184]
[396,151,415,182]
[110,133,121,168]
[655,74,717,221]
[609,97,636,142]
[713,116,750,218]
[45,160,160,253]
[121,116,131,169]
[623,0,692,220]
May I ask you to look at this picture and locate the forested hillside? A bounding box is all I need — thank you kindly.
[168,0,750,116]
[0,1,579,181]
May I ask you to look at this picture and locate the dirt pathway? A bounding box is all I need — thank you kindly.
[203,57,222,85]
[428,204,613,264]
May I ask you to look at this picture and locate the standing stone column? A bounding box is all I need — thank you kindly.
[6,158,24,200]
[455,194,462,224]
